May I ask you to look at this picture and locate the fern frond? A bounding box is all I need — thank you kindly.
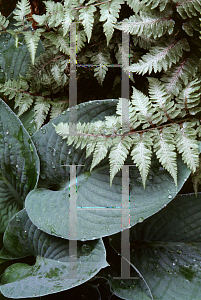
[153,127,177,185]
[0,12,9,29]
[173,0,201,19]
[131,131,153,188]
[91,50,111,85]
[109,136,132,186]
[34,97,51,130]
[100,0,124,45]
[161,55,199,96]
[23,29,43,64]
[147,77,178,121]
[176,78,201,117]
[26,50,68,93]
[128,38,190,75]
[175,122,199,172]
[115,10,175,39]
[79,5,96,42]
[142,0,171,11]
[13,0,31,28]
[126,0,141,12]
[43,29,70,55]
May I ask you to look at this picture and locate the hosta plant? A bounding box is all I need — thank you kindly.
[0,98,201,300]
[0,0,201,299]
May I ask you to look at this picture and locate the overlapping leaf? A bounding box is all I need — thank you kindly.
[0,209,108,298]
[108,193,201,300]
[25,100,191,241]
[0,99,39,232]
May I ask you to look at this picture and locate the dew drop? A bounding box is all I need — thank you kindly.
[62,111,66,115]
[81,244,91,254]
[138,217,144,223]
[168,194,172,199]
[51,163,56,169]
[6,130,9,135]
[53,148,56,156]
[42,129,46,134]
[75,105,79,109]
[8,143,12,148]
[29,144,34,152]
[68,149,71,154]
[16,164,19,168]
[67,108,70,111]
[82,103,86,106]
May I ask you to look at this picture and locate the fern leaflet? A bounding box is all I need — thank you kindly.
[147,77,178,121]
[0,12,9,29]
[13,0,31,28]
[23,29,43,64]
[91,50,111,85]
[79,5,96,42]
[115,10,175,39]
[161,55,199,96]
[100,0,124,45]
[153,127,177,185]
[142,0,171,11]
[34,97,51,130]
[131,132,153,188]
[176,78,201,116]
[175,121,199,172]
[128,38,190,75]
[109,136,132,186]
[173,0,201,19]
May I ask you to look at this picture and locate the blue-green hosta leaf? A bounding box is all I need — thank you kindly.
[109,193,201,300]
[0,209,108,298]
[0,13,44,84]
[25,100,191,241]
[0,99,39,232]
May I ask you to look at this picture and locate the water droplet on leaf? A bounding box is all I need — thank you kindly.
[138,217,144,223]
[53,148,56,156]
[81,244,91,254]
